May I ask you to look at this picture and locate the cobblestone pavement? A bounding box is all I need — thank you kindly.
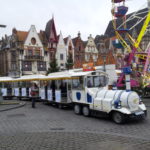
[0,98,150,150]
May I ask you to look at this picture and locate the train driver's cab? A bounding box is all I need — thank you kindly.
[86,73,108,88]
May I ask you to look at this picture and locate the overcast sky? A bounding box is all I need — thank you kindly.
[0,0,148,40]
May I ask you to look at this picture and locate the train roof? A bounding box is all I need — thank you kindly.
[14,74,46,82]
[0,70,107,82]
[0,77,14,82]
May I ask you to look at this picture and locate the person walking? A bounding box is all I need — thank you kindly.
[30,82,39,108]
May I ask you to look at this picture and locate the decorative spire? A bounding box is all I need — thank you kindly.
[78,31,81,37]
[52,13,54,20]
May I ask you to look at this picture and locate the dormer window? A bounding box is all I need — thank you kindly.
[31,37,36,45]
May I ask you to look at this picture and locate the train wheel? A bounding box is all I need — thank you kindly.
[112,112,125,124]
[82,106,90,117]
[74,104,81,115]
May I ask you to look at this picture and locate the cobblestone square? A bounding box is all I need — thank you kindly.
[0,98,150,150]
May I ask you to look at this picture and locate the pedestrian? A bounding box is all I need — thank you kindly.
[30,82,39,108]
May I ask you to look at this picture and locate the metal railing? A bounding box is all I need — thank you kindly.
[24,55,44,61]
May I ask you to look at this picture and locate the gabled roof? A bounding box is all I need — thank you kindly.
[38,30,48,44]
[83,41,88,48]
[45,19,52,39]
[45,18,58,42]
[105,8,149,37]
[57,35,60,40]
[94,35,110,50]
[72,37,78,46]
[72,36,85,48]
[16,31,28,41]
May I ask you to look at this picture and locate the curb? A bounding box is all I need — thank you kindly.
[0,102,26,112]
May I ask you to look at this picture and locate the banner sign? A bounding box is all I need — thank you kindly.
[47,90,52,101]
[14,88,19,96]
[55,90,61,102]
[21,88,26,96]
[1,88,7,96]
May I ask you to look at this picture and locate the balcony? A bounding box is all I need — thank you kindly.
[24,55,44,61]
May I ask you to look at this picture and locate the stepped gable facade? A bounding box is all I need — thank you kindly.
[84,34,98,62]
[72,32,85,68]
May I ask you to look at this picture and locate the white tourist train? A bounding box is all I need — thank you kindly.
[0,69,147,124]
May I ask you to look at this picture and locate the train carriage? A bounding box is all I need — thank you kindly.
[0,69,147,124]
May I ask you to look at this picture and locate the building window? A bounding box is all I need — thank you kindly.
[11,63,17,70]
[78,46,81,51]
[22,61,32,71]
[60,54,64,60]
[11,51,16,61]
[69,45,72,51]
[44,51,48,56]
[20,49,24,55]
[51,43,53,48]
[35,50,40,56]
[37,61,46,71]
[31,37,36,45]
[28,50,33,56]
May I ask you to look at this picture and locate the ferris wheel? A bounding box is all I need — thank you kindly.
[111,0,150,90]
[111,0,150,54]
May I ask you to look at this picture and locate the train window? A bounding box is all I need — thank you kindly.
[87,77,94,87]
[72,77,83,90]
[87,75,108,88]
